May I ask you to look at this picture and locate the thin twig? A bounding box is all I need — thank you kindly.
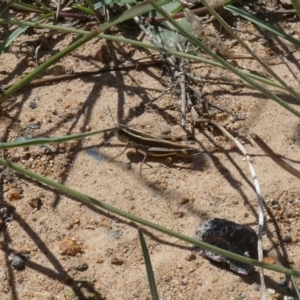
[179,59,187,127]
[142,2,225,24]
[125,3,159,46]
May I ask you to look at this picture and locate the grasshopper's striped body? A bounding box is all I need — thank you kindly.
[116,124,198,158]
[111,124,200,172]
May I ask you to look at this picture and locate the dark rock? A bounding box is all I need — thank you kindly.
[194,218,258,275]
[160,122,171,134]
[11,254,26,270]
[28,198,43,209]
[0,205,15,222]
[110,255,124,265]
[29,101,37,109]
[72,262,89,271]
[282,234,292,243]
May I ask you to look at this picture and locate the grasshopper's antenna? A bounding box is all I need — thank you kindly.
[107,106,134,129]
[107,106,117,126]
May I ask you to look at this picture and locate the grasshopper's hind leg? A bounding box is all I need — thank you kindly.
[109,145,128,162]
[137,149,150,174]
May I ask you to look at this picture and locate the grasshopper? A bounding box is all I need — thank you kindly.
[111,123,200,173]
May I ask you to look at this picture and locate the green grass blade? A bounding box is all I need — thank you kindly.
[84,0,103,19]
[0,127,119,149]
[0,24,29,55]
[85,0,96,11]
[34,0,51,11]
[73,4,94,15]
[138,228,159,300]
[225,5,300,48]
[0,157,300,278]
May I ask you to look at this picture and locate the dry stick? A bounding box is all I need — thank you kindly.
[142,2,225,24]
[179,59,187,127]
[251,133,300,179]
[55,0,62,23]
[195,118,267,298]
[125,3,157,45]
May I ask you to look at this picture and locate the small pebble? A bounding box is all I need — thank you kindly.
[106,229,122,240]
[28,123,41,130]
[11,254,25,270]
[125,162,132,170]
[174,211,183,218]
[110,255,124,265]
[160,122,171,134]
[28,198,42,209]
[263,256,275,264]
[267,288,275,295]
[282,234,292,243]
[58,239,83,256]
[28,115,36,122]
[31,292,55,300]
[283,209,293,218]
[271,199,279,205]
[29,101,37,109]
[237,131,247,138]
[19,122,27,131]
[185,253,196,261]
[0,206,14,221]
[7,188,22,201]
[283,296,296,300]
[179,197,189,205]
[17,276,24,283]
[72,262,88,271]
[96,258,104,264]
[272,203,281,210]
[95,45,111,63]
[48,64,66,75]
[253,284,260,291]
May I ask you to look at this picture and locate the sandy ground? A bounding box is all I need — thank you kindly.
[1,4,300,300]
